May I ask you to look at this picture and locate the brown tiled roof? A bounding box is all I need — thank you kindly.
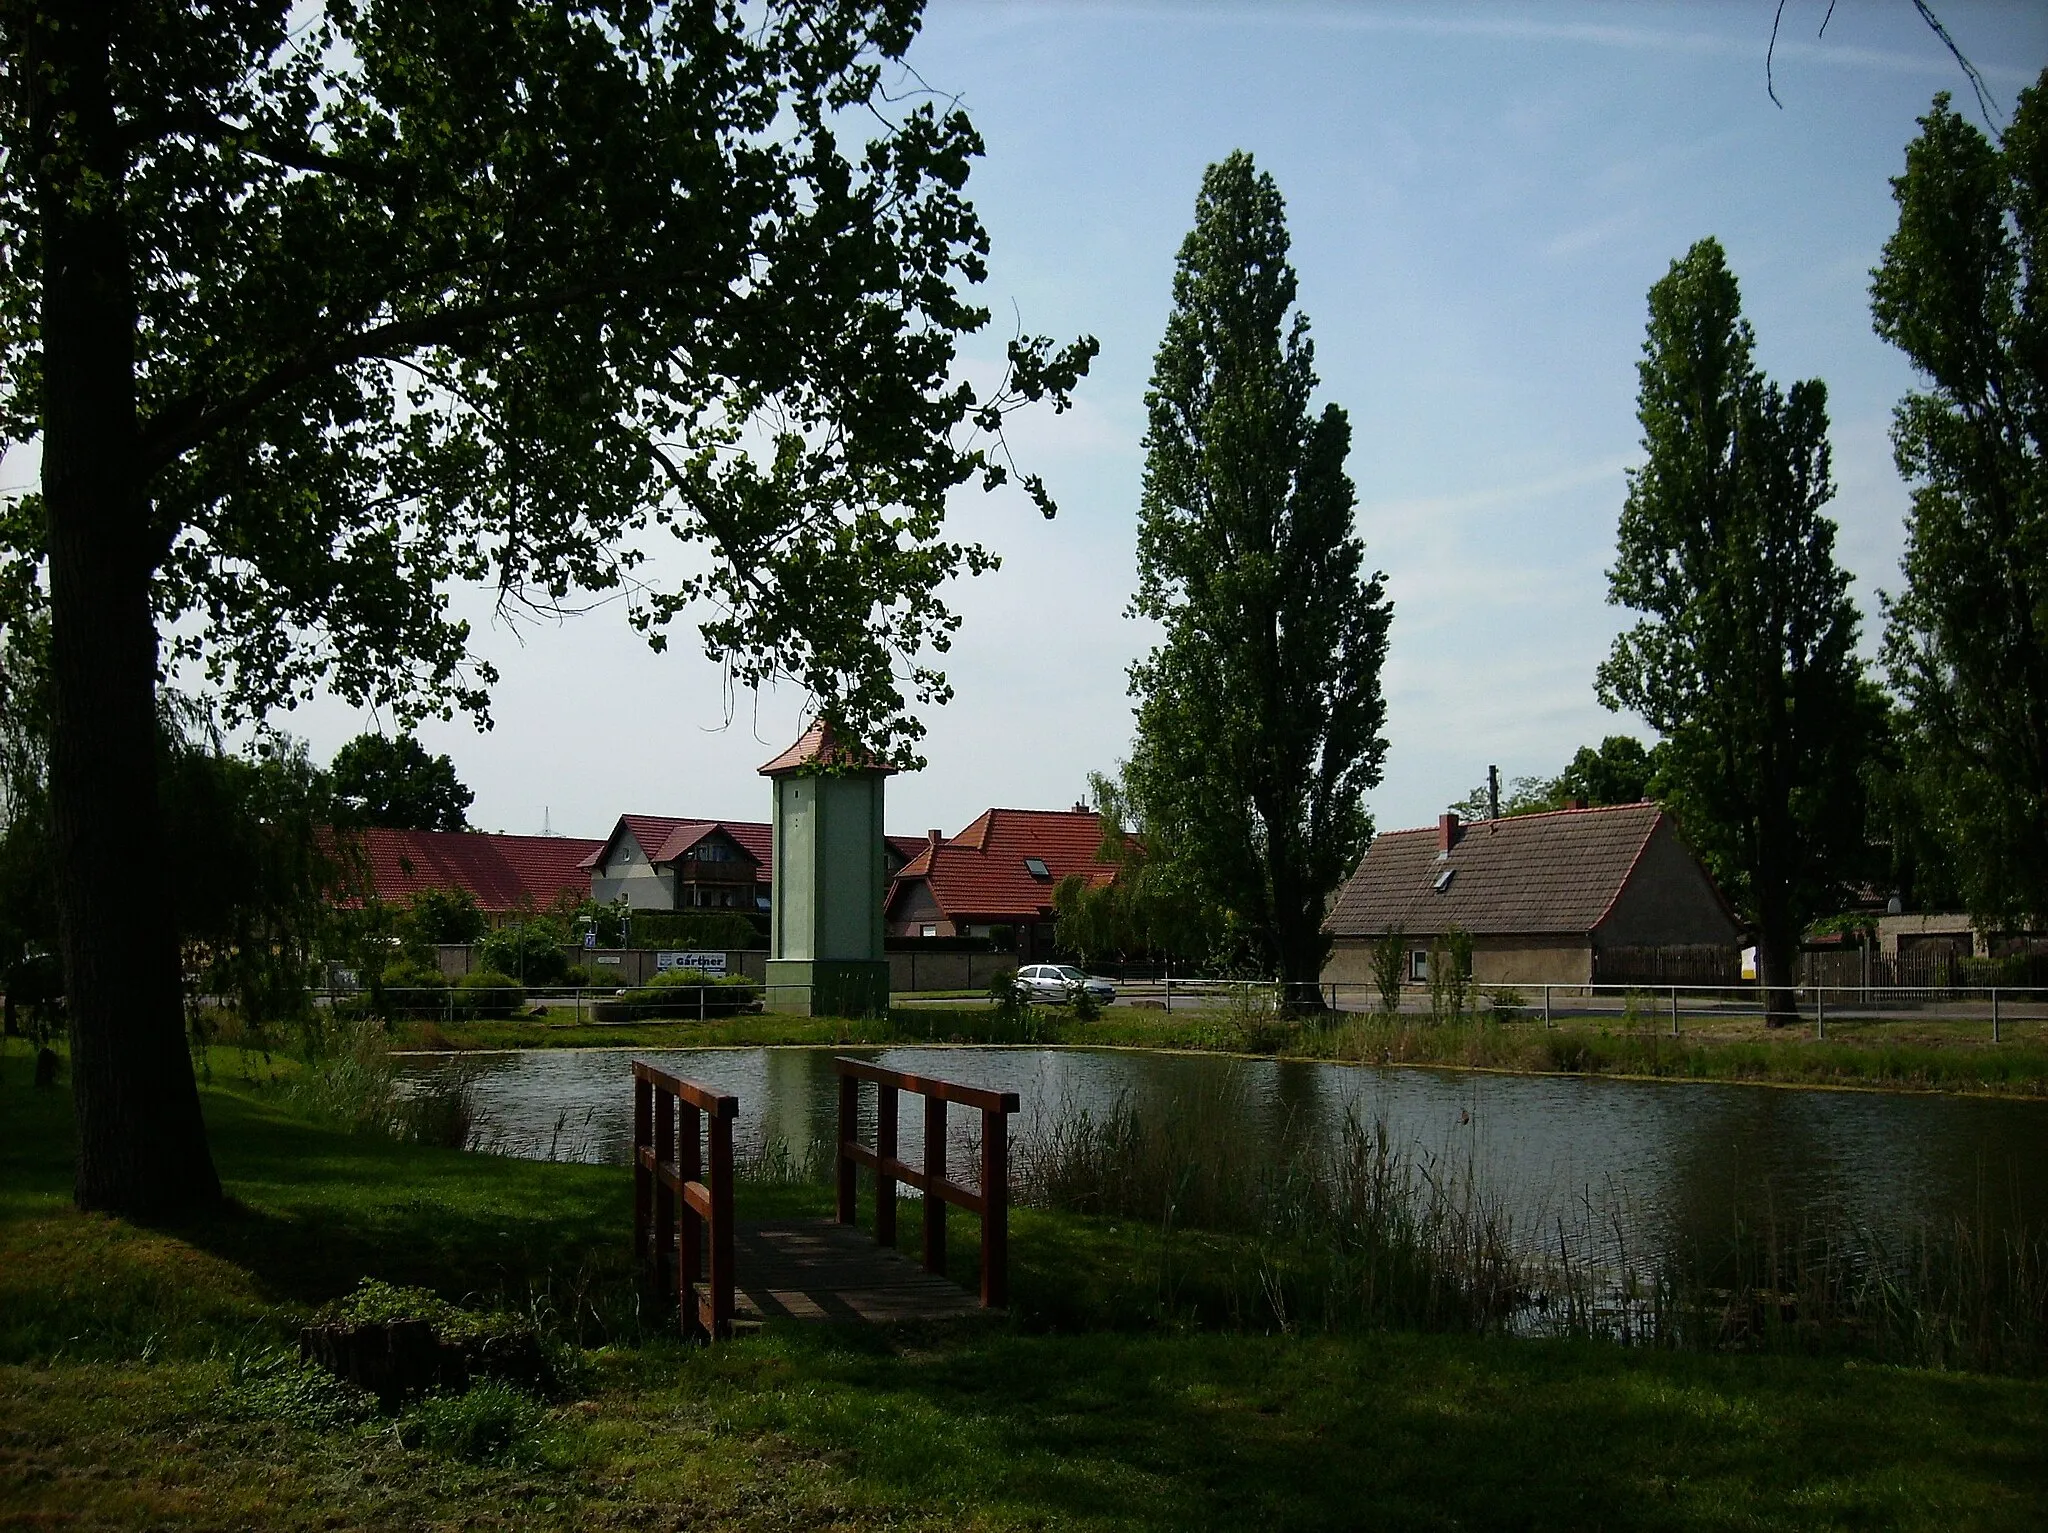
[757,718,897,776]
[889,808,1120,923]
[349,827,603,914]
[1323,803,1667,938]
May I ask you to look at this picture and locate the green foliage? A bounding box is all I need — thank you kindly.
[405,889,487,946]
[478,918,572,987]
[1427,926,1472,1023]
[618,909,761,951]
[1873,77,2048,930]
[330,734,472,832]
[0,0,1094,763]
[217,1347,377,1431]
[452,970,525,1020]
[396,1380,554,1465]
[1052,770,1231,968]
[1127,153,1394,998]
[1598,238,1879,996]
[1369,926,1406,1016]
[1456,737,1664,821]
[1484,987,1527,1022]
[600,968,761,1019]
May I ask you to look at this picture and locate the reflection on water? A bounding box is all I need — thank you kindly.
[403,1045,2048,1259]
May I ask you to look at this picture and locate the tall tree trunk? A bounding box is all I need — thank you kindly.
[33,5,221,1216]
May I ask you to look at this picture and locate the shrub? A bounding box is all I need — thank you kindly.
[1370,925,1406,1015]
[593,967,761,1020]
[378,957,451,1020]
[1484,986,1527,1022]
[452,969,525,1020]
[624,909,761,950]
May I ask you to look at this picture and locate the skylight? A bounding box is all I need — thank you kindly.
[1024,857,1051,880]
[1433,867,1455,893]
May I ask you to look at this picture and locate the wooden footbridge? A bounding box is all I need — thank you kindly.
[631,1057,1019,1337]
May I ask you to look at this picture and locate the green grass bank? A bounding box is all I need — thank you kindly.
[4,1038,2047,1529]
[387,1001,2048,1098]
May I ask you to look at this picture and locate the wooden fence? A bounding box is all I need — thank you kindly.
[1593,945,1741,987]
[632,1060,736,1341]
[832,1056,1020,1308]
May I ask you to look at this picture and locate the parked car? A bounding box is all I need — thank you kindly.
[1015,964,1115,1005]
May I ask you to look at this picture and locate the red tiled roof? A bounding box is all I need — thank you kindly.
[348,827,603,914]
[591,814,772,877]
[757,718,897,776]
[888,808,1120,922]
[1323,803,1669,938]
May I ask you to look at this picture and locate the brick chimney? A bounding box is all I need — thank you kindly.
[926,828,943,854]
[1438,812,1460,853]
[1565,797,1587,811]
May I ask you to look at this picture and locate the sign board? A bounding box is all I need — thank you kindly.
[596,955,622,966]
[583,931,597,949]
[657,950,728,976]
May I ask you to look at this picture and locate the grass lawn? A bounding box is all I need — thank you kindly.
[390,1002,2048,1098]
[8,1037,2045,1529]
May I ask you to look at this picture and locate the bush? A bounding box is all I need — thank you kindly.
[593,967,761,1020]
[1484,986,1527,1022]
[378,957,451,1020]
[452,969,525,1019]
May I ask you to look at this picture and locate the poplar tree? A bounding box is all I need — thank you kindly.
[1128,152,1393,1009]
[1598,239,1874,1021]
[1872,77,2048,930]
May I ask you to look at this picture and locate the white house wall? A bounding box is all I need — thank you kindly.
[587,831,678,911]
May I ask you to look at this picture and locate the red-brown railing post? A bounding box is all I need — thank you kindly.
[980,1104,1008,1309]
[922,1095,948,1276]
[707,1106,735,1339]
[653,1087,676,1299]
[677,1099,702,1336]
[835,1070,859,1225]
[632,1061,739,1344]
[632,1074,652,1263]
[875,1083,899,1249]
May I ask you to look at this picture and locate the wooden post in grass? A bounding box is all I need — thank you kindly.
[1543,986,1552,1029]
[875,1081,899,1247]
[1992,988,2001,1044]
[980,1101,1009,1308]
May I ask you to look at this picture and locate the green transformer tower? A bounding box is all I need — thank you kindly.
[760,720,894,1016]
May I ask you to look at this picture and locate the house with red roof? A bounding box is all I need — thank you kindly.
[583,812,927,915]
[1321,803,1740,988]
[347,827,603,918]
[884,806,1120,962]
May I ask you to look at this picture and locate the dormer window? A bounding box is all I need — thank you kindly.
[1024,857,1050,880]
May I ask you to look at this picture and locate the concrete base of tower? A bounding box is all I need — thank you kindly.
[765,959,891,1018]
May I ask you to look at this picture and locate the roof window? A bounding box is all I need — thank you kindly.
[1433,867,1455,893]
[1024,857,1050,880]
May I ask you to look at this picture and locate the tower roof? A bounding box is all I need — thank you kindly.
[757,717,898,776]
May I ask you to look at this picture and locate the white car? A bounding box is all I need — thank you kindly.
[1015,964,1115,1005]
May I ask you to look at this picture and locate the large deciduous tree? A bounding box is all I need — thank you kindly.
[0,0,1092,1215]
[1127,152,1393,1010]
[331,733,472,832]
[1871,76,2048,931]
[1598,238,1875,1022]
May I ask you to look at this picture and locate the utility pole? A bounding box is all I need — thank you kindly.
[1487,765,1500,822]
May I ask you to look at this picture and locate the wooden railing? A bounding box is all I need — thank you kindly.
[832,1056,1020,1308]
[632,1060,736,1341]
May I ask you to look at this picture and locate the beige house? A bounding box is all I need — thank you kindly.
[1322,803,1740,988]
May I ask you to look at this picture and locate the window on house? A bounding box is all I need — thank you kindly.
[1410,949,1430,982]
[1434,867,1455,892]
[921,924,938,938]
[1024,857,1050,880]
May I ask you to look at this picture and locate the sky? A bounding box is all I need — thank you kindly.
[221,1,2048,841]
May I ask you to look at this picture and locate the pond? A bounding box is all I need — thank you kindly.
[405,1045,2048,1264]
